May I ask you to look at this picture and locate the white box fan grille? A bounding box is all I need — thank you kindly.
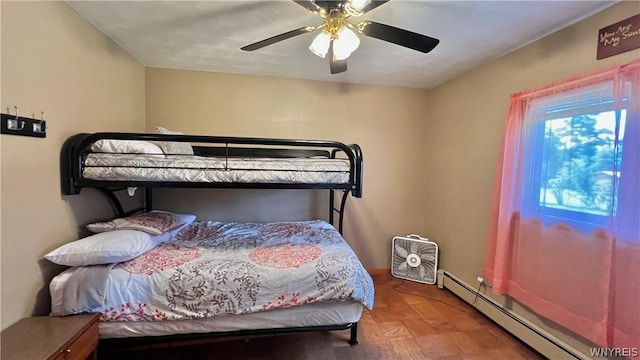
[391,235,438,284]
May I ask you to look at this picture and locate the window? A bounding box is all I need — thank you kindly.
[484,58,640,349]
[520,81,631,232]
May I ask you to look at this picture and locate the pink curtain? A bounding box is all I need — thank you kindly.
[484,58,640,348]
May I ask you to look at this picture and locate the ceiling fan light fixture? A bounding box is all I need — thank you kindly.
[309,30,331,58]
[333,26,360,60]
[349,0,371,12]
[333,42,352,61]
[242,0,440,74]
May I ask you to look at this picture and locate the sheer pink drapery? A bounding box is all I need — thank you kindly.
[483,58,640,348]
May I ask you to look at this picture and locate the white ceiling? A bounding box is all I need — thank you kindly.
[65,1,615,89]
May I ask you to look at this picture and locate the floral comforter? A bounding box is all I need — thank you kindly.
[50,220,374,322]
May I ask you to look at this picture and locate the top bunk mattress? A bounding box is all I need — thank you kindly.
[83,153,352,184]
[61,133,363,197]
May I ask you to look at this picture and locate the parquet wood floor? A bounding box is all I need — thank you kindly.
[100,274,544,360]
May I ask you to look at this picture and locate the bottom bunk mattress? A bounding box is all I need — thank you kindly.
[100,301,363,338]
[50,220,374,338]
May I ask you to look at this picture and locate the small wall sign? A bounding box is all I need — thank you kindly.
[597,13,640,60]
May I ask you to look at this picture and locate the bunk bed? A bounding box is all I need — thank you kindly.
[53,132,371,350]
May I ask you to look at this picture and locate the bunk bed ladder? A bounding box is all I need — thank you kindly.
[329,189,349,235]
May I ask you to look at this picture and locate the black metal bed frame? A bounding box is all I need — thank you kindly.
[61,133,362,231]
[60,132,364,349]
[98,323,359,354]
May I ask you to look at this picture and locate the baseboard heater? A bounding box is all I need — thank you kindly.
[437,270,587,360]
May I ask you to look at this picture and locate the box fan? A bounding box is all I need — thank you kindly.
[391,234,438,284]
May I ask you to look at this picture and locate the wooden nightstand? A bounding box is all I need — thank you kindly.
[1,313,100,360]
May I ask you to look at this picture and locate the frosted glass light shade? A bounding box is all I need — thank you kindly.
[333,27,360,60]
[309,31,331,58]
[350,0,371,11]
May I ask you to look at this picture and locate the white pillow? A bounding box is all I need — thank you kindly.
[45,230,170,266]
[90,139,164,155]
[86,210,196,235]
[156,126,194,155]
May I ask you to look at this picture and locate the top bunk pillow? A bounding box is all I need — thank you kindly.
[87,210,196,235]
[90,139,164,155]
[156,126,194,155]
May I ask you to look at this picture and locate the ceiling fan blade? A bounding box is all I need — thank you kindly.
[330,59,348,74]
[358,0,390,14]
[241,27,315,51]
[292,0,326,15]
[328,41,347,74]
[359,21,439,53]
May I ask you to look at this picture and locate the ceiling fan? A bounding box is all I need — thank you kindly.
[241,0,440,74]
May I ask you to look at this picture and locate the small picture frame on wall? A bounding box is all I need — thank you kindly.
[597,13,640,60]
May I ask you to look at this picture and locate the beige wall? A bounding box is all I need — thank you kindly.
[145,68,430,269]
[423,1,639,355]
[0,1,145,329]
[1,1,636,354]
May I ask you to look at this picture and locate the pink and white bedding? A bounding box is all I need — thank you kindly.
[82,153,351,184]
[50,220,374,334]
